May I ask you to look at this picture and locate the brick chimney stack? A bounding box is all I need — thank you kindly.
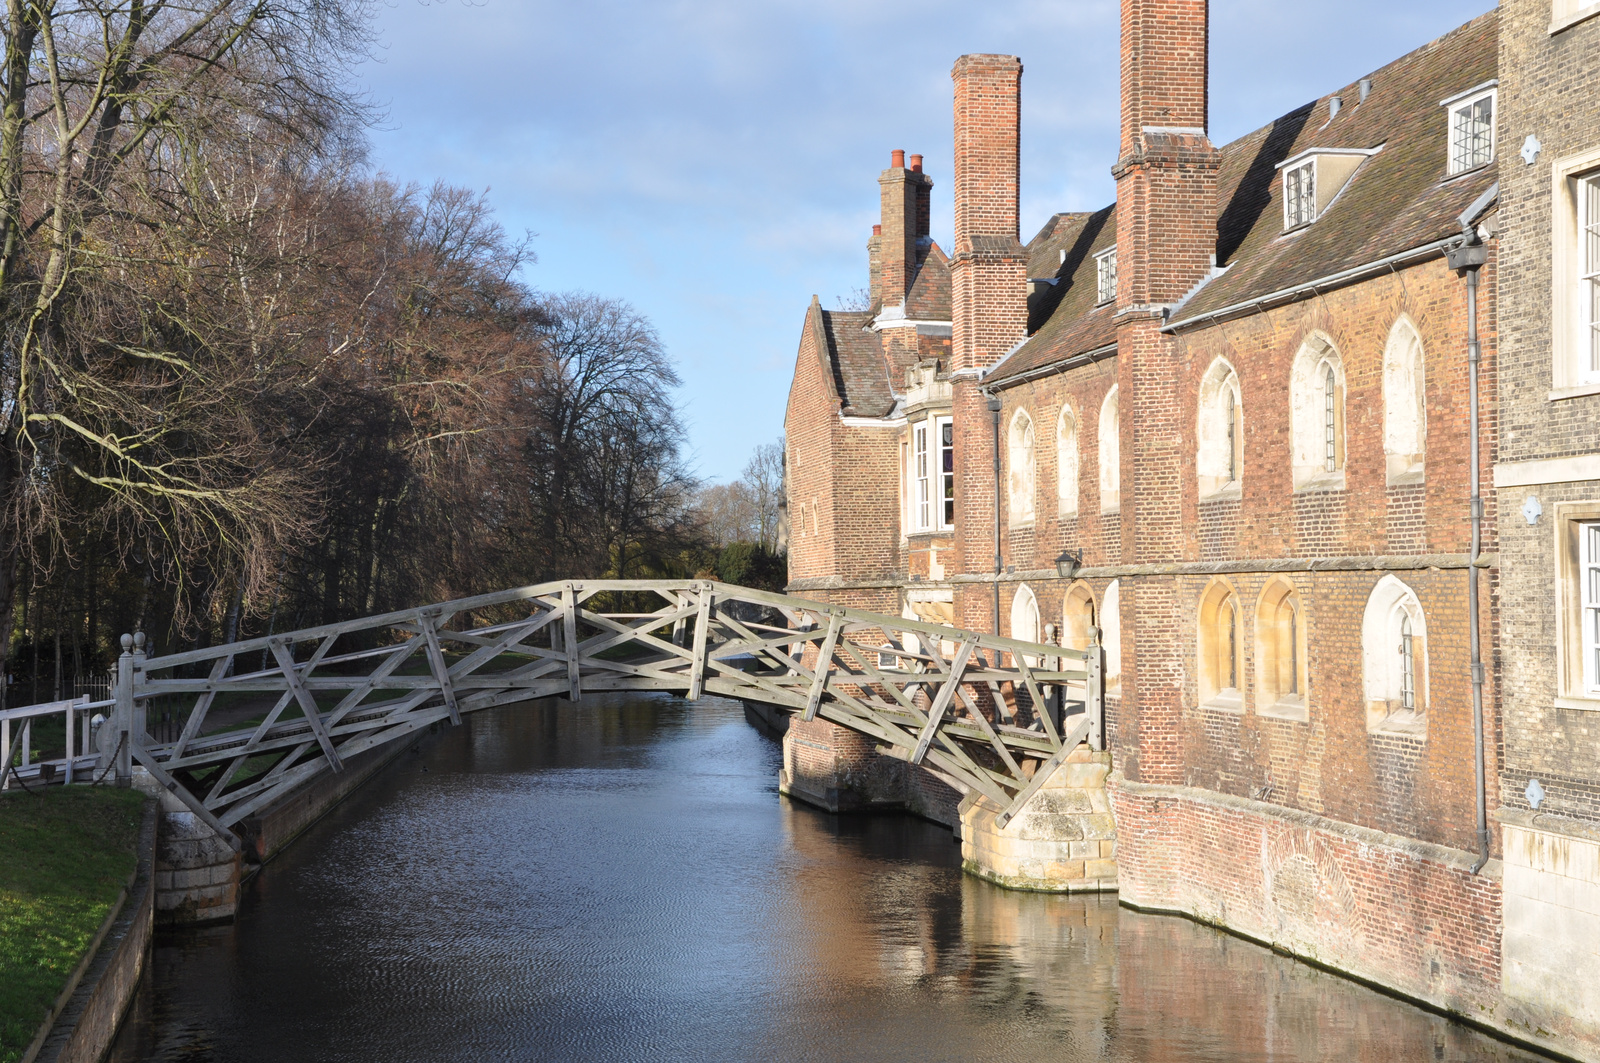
[1111,0,1219,787]
[875,149,934,309]
[949,54,1027,629]
[950,54,1027,372]
[1114,0,1219,307]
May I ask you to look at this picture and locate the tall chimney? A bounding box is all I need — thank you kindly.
[1113,0,1218,306]
[878,149,933,307]
[1111,0,1218,788]
[950,54,1027,370]
[949,54,1027,632]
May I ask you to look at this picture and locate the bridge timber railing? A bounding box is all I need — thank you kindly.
[98,580,1104,849]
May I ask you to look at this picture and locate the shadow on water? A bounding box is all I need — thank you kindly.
[111,694,1553,1063]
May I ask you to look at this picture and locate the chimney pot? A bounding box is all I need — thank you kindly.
[909,154,923,173]
[891,149,905,169]
[872,224,882,236]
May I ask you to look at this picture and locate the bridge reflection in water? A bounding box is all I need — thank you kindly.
[112,694,1546,1063]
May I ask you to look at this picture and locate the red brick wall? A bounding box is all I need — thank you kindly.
[1111,782,1502,1016]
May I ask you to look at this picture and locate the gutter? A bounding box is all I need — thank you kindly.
[987,343,1117,393]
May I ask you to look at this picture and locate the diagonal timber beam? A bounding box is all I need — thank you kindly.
[801,614,844,722]
[912,638,975,765]
[270,639,345,772]
[419,613,462,725]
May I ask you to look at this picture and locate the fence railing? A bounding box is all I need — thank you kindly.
[0,695,107,789]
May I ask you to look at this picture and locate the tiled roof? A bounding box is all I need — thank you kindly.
[987,10,1498,386]
[904,243,951,320]
[814,305,895,417]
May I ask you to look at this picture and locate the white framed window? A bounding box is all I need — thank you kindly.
[1552,152,1600,394]
[909,416,954,532]
[913,421,931,531]
[1583,522,1600,696]
[1284,159,1316,229]
[1443,85,1496,175]
[1583,174,1600,382]
[939,417,955,528]
[1095,247,1118,305]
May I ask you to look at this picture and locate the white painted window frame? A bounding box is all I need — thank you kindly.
[1584,521,1600,696]
[1551,150,1600,398]
[936,415,955,531]
[1442,85,1496,176]
[912,421,932,532]
[1582,173,1600,384]
[1283,157,1316,229]
[1094,246,1118,305]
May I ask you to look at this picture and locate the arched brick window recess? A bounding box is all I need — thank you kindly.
[1197,579,1245,711]
[1197,358,1244,499]
[1101,579,1122,692]
[1255,578,1309,720]
[1007,409,1037,526]
[1290,333,1346,491]
[1062,580,1098,653]
[1383,315,1427,485]
[1057,404,1080,518]
[1099,386,1121,512]
[1010,583,1042,666]
[1361,574,1429,735]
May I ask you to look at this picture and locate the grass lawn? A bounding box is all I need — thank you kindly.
[0,786,146,1063]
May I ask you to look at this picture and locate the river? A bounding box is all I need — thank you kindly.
[110,693,1551,1062]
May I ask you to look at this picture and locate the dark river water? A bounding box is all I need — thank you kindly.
[111,694,1551,1063]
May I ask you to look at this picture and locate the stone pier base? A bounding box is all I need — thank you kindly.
[961,747,1118,892]
[778,714,961,826]
[131,769,241,926]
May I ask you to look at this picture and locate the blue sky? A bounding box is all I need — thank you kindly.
[357,0,1495,483]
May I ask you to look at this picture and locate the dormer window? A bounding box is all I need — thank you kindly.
[1277,148,1378,232]
[1284,160,1316,229]
[1095,247,1117,305]
[1442,83,1496,175]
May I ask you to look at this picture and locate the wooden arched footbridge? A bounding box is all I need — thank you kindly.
[62,581,1102,849]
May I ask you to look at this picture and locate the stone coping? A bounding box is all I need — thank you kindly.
[1111,772,1501,879]
[23,795,156,1063]
[1496,806,1600,847]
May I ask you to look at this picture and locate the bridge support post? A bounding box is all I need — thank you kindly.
[1086,626,1105,751]
[960,745,1117,892]
[109,634,136,785]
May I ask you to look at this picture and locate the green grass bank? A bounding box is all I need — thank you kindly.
[0,786,145,1063]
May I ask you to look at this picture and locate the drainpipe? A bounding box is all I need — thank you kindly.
[1447,192,1492,875]
[985,390,1003,644]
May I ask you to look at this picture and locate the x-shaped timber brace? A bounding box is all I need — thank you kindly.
[104,581,1105,849]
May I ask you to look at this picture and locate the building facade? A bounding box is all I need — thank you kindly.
[1493,0,1600,1054]
[783,2,1599,1058]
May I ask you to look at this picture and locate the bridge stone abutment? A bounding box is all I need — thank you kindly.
[779,716,964,826]
[131,768,242,926]
[961,747,1118,892]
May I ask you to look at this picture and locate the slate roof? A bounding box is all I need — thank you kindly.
[905,243,952,321]
[987,10,1498,387]
[813,306,895,417]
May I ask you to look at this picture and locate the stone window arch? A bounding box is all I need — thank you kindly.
[1198,579,1244,709]
[1361,574,1428,734]
[1007,408,1037,526]
[1197,357,1244,499]
[1057,404,1080,517]
[1099,386,1120,512]
[1101,579,1122,691]
[1255,577,1308,718]
[1010,583,1042,666]
[1383,315,1427,484]
[1062,580,1098,653]
[1290,333,1347,490]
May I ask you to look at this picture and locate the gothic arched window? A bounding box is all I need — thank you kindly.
[1383,316,1427,484]
[1008,409,1037,525]
[1197,358,1244,498]
[1057,404,1080,517]
[1099,387,1121,512]
[1290,334,1346,490]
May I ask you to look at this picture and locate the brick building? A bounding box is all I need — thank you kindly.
[1491,0,1600,1055]
[783,3,1600,1056]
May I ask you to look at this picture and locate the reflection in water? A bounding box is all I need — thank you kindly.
[112,694,1548,1063]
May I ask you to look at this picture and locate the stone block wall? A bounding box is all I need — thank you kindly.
[131,769,240,926]
[962,747,1117,892]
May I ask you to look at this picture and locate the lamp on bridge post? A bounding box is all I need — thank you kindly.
[1054,550,1083,580]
